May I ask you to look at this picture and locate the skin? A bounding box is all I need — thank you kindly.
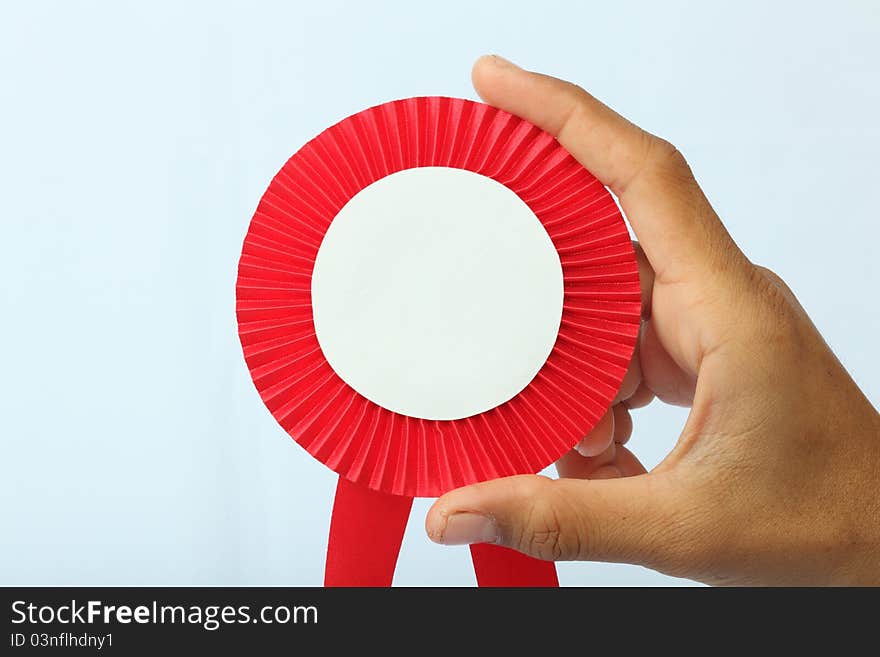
[425,55,880,586]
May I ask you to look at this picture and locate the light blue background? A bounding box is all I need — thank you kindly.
[1,1,877,586]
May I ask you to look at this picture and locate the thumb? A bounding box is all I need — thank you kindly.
[426,474,690,568]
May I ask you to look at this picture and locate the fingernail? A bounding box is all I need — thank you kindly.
[488,54,519,69]
[438,512,498,545]
[575,440,604,458]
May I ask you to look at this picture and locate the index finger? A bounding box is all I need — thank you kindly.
[471,55,743,284]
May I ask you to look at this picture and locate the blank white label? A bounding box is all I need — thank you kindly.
[311,167,563,421]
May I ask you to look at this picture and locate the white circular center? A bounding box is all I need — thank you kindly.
[311,167,563,421]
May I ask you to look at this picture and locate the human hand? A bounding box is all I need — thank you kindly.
[425,55,880,585]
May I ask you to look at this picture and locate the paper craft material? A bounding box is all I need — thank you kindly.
[311,166,564,422]
[236,96,640,586]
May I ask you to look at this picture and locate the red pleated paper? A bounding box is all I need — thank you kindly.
[237,97,640,501]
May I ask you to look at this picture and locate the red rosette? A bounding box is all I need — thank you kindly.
[236,96,640,498]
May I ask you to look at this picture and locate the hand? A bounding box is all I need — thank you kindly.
[425,55,880,585]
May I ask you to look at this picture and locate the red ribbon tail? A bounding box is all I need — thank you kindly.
[470,543,559,587]
[324,476,413,587]
[325,477,557,587]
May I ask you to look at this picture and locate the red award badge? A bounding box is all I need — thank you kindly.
[236,97,640,586]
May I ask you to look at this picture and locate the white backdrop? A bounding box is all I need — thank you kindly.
[1,0,877,586]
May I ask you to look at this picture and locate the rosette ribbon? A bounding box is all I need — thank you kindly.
[236,97,640,586]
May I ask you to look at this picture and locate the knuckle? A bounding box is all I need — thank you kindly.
[650,136,680,160]
[556,83,592,135]
[753,265,792,296]
[511,478,584,561]
[623,135,696,200]
[648,137,693,182]
[745,265,809,346]
[505,474,551,500]
[651,136,686,165]
[754,264,781,284]
[562,79,589,101]
[523,504,567,561]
